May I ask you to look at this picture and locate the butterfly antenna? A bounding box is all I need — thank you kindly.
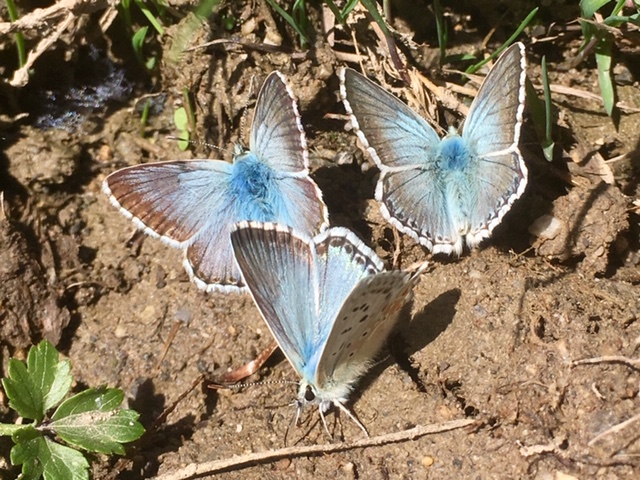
[334,401,369,437]
[166,135,225,154]
[207,379,298,390]
[238,74,259,147]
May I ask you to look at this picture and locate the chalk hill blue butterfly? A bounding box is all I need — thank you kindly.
[339,42,528,255]
[103,72,328,293]
[230,221,423,435]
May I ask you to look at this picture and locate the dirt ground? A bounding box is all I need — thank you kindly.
[1,2,640,479]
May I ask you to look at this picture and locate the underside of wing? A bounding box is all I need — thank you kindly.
[314,270,415,398]
[250,71,308,173]
[339,68,440,170]
[230,222,317,374]
[313,228,384,335]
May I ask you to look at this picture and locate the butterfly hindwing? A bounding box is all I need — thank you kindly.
[315,270,415,396]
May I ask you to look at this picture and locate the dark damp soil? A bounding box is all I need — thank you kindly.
[1,2,639,479]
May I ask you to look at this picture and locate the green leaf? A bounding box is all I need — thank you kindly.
[134,0,165,35]
[264,0,309,44]
[11,431,89,480]
[52,387,123,419]
[595,34,615,116]
[173,107,188,130]
[178,131,190,151]
[2,341,71,421]
[465,7,538,74]
[51,387,144,454]
[132,26,149,65]
[580,0,612,18]
[0,423,32,436]
[2,359,42,420]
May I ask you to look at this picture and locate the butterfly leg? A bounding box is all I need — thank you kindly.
[318,405,333,439]
[334,401,370,437]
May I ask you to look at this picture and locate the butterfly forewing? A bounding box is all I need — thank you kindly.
[104,161,233,246]
[104,71,327,293]
[230,222,317,373]
[315,270,415,393]
[462,43,527,156]
[339,68,440,170]
[250,71,309,173]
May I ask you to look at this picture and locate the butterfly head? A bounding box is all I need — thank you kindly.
[296,382,341,412]
[232,142,249,159]
[294,381,368,437]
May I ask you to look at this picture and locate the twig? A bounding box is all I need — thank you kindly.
[572,356,640,370]
[152,418,476,479]
[588,412,640,447]
[9,12,75,87]
[0,0,107,34]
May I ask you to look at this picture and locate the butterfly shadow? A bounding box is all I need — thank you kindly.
[120,377,199,477]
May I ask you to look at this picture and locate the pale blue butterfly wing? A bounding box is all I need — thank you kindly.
[314,269,415,401]
[340,42,527,255]
[461,43,527,240]
[250,71,308,173]
[231,221,420,434]
[104,160,245,289]
[103,71,328,293]
[229,222,383,380]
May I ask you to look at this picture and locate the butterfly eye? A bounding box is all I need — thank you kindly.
[304,385,316,402]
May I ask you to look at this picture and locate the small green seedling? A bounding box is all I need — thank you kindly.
[173,107,190,151]
[526,56,555,162]
[0,341,144,480]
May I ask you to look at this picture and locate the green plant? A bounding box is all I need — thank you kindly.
[526,56,555,161]
[0,341,144,480]
[173,88,196,151]
[119,0,167,69]
[464,7,538,74]
[579,0,640,117]
[6,0,26,69]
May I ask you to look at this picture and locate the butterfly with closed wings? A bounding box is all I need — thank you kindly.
[103,71,328,293]
[230,221,423,436]
[339,42,528,255]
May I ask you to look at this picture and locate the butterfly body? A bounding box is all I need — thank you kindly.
[340,42,528,255]
[230,222,421,435]
[103,71,327,293]
[228,152,286,222]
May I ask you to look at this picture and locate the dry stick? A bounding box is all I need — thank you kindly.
[152,418,476,480]
[10,11,75,87]
[588,411,640,447]
[572,356,640,370]
[0,0,102,34]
